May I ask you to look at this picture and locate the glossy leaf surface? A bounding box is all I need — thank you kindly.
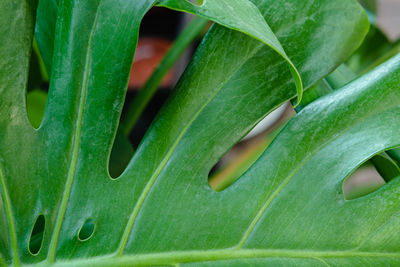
[157,0,303,102]
[34,0,57,76]
[35,0,303,101]
[45,46,400,267]
[0,0,376,266]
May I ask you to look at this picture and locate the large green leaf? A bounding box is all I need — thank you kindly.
[1,0,370,266]
[1,0,155,264]
[55,50,400,267]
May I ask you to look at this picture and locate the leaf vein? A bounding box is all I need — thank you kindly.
[0,163,19,266]
[47,4,101,261]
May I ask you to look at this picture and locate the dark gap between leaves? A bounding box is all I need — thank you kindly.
[109,7,197,178]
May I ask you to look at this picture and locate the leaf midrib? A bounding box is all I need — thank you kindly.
[46,249,400,267]
[46,5,101,261]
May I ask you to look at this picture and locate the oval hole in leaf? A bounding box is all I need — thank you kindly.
[28,214,45,255]
[78,218,95,241]
[343,161,387,200]
[27,40,48,129]
[186,0,204,7]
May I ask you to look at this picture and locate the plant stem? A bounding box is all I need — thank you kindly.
[121,17,209,135]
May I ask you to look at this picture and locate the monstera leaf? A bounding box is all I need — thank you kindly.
[34,0,302,99]
[0,0,381,266]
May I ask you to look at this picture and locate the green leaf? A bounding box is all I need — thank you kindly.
[34,0,58,75]
[35,0,141,180]
[388,147,400,164]
[325,64,357,89]
[371,152,400,182]
[158,0,304,103]
[36,0,304,106]
[25,88,134,178]
[293,79,333,111]
[359,0,377,13]
[347,24,393,75]
[293,64,356,110]
[1,0,155,264]
[1,0,371,266]
[1,1,38,265]
[36,0,303,104]
[47,53,400,266]
[296,64,400,183]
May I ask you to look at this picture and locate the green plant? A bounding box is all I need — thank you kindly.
[2,0,400,266]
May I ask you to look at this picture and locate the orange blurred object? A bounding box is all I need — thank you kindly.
[129,37,175,89]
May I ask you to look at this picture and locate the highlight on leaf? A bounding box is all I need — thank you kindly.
[187,0,204,7]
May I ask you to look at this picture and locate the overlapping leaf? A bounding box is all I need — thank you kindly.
[35,0,301,98]
[0,0,371,266]
[156,0,303,102]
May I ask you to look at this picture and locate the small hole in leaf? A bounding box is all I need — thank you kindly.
[28,215,45,255]
[186,0,204,6]
[78,218,95,241]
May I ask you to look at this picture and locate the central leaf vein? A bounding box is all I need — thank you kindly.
[47,6,101,261]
